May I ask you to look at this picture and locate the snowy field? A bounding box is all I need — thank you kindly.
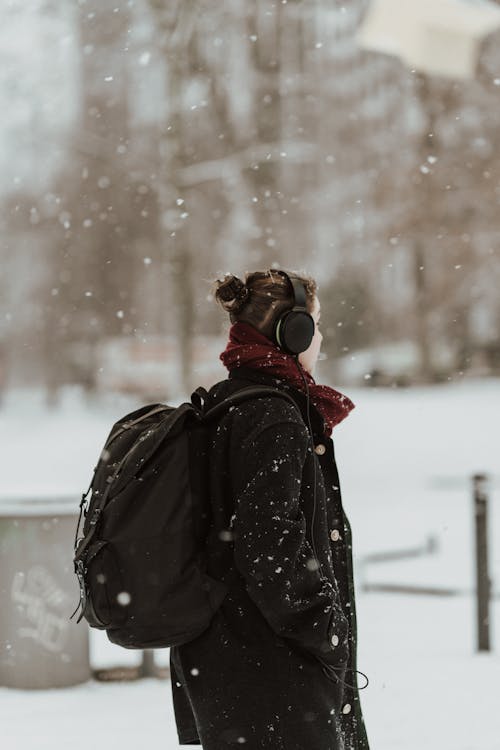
[1,379,499,749]
[1,592,499,750]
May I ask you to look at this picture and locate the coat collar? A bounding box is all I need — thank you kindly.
[226,365,327,441]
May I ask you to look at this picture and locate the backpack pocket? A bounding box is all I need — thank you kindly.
[77,539,129,629]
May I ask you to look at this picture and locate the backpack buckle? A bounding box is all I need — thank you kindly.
[70,559,88,622]
[89,508,102,526]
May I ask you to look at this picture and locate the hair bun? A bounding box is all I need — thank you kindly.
[214,274,249,312]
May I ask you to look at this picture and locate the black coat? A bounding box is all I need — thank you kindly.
[169,366,370,750]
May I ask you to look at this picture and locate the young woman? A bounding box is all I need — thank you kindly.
[169,268,370,750]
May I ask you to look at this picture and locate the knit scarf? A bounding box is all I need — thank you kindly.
[219,320,355,438]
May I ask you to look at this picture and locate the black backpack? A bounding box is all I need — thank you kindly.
[70,383,301,649]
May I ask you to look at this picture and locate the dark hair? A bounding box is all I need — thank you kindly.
[211,268,318,339]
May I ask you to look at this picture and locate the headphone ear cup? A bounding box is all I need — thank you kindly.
[276,311,315,355]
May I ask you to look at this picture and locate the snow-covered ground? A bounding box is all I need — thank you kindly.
[1,591,499,750]
[1,379,499,749]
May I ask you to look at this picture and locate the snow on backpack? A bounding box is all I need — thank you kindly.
[70,383,300,649]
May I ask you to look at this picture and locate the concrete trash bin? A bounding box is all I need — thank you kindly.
[0,496,91,689]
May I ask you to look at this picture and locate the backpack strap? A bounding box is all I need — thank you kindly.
[201,385,302,423]
[201,385,307,594]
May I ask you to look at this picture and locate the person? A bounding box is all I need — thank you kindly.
[169,268,370,749]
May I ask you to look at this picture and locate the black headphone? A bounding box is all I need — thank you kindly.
[271,271,315,355]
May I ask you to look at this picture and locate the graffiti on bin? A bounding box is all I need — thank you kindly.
[11,566,71,652]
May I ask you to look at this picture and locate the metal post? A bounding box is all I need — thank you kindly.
[139,649,156,678]
[473,473,491,652]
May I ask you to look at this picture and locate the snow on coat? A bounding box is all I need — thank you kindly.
[169,365,370,749]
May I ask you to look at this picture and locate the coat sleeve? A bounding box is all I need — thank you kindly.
[229,400,349,668]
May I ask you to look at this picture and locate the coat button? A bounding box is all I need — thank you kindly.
[330,529,340,541]
[342,703,352,714]
[330,633,339,647]
[314,443,326,455]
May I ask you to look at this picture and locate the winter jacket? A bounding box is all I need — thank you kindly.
[169,365,370,749]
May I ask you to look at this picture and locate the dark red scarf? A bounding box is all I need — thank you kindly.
[219,320,355,438]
